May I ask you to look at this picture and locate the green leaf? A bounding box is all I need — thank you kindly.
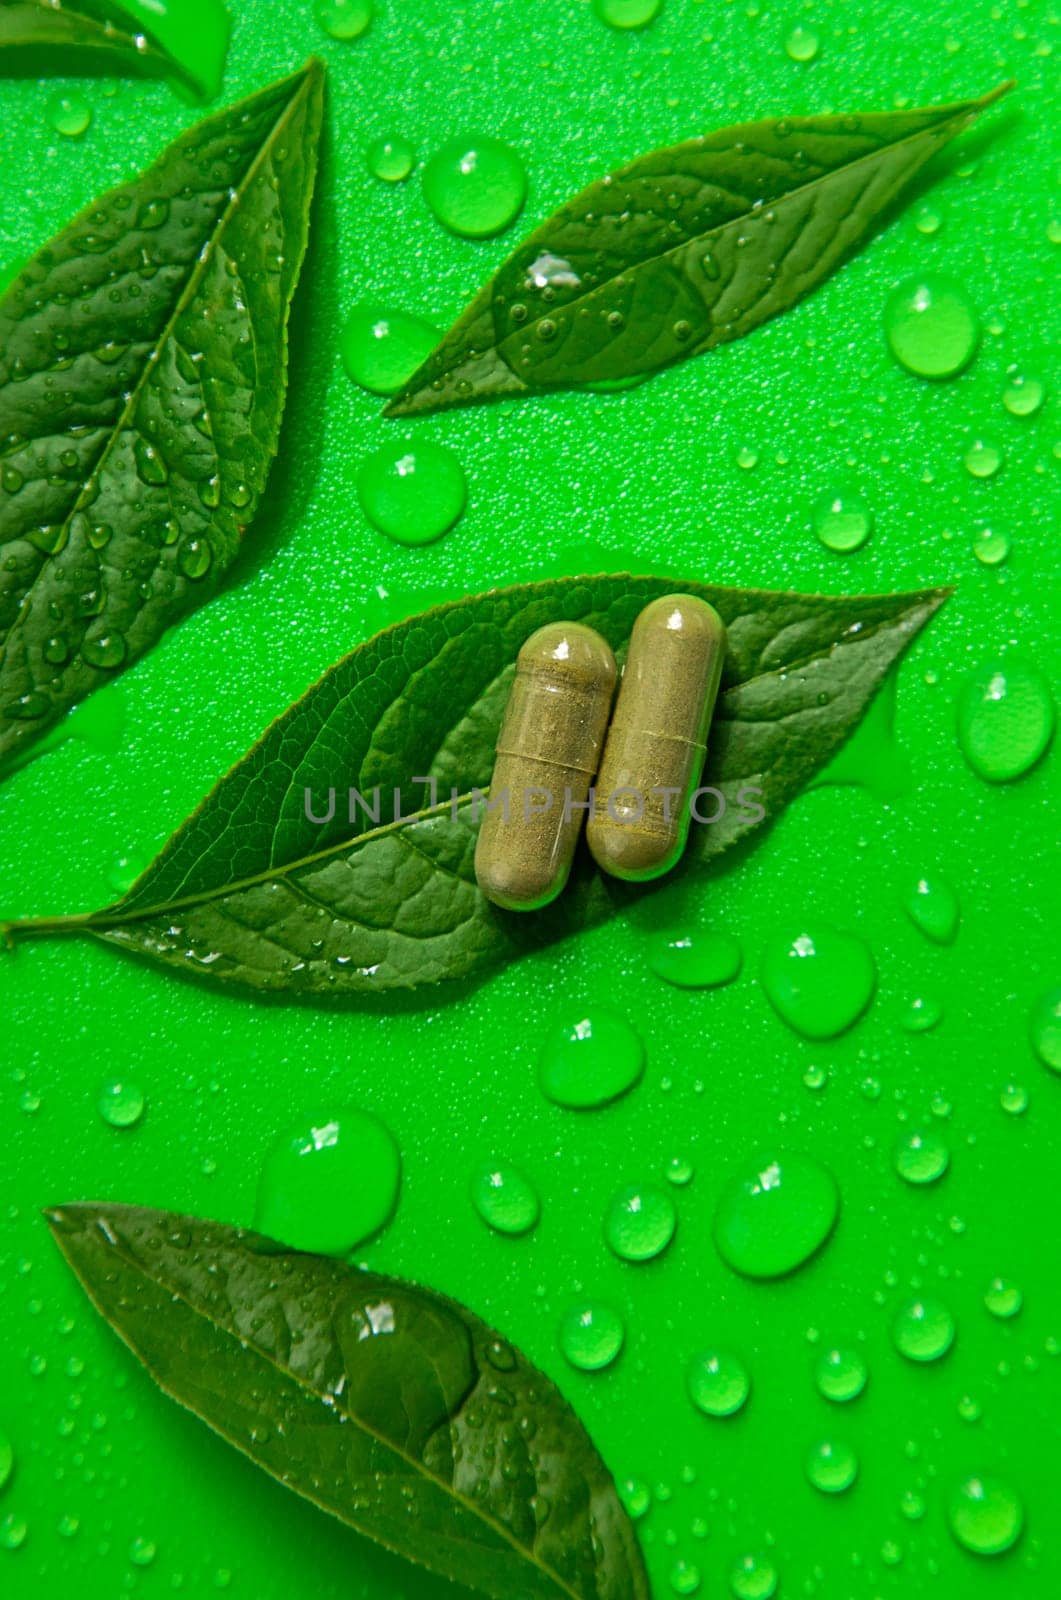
[0,0,228,96]
[384,83,1012,418]
[3,575,950,994]
[0,60,323,769]
[47,1202,649,1600]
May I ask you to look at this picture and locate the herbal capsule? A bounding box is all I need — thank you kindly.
[475,622,617,911]
[587,594,726,881]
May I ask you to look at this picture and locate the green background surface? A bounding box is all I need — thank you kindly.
[1,1,1059,1596]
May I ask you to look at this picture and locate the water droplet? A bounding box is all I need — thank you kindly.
[618,1477,651,1518]
[1002,370,1045,417]
[893,1129,949,1185]
[134,437,169,485]
[892,1296,955,1362]
[984,1278,1022,1319]
[178,538,213,579]
[665,1155,694,1186]
[999,1081,1028,1115]
[340,304,439,396]
[137,199,170,231]
[802,1063,827,1090]
[669,1559,702,1596]
[199,473,221,508]
[687,1349,750,1417]
[761,925,875,1039]
[129,1536,157,1567]
[357,439,467,545]
[87,521,113,551]
[539,1011,644,1109]
[973,526,1010,566]
[97,1080,145,1129]
[26,524,67,555]
[957,1393,982,1422]
[884,276,979,379]
[365,135,416,182]
[0,1431,13,1491]
[812,490,873,553]
[81,633,127,670]
[592,0,663,30]
[1030,989,1061,1072]
[735,444,759,471]
[315,0,373,40]
[254,1109,401,1255]
[46,91,92,139]
[913,201,943,235]
[713,1152,839,1278]
[805,1438,858,1494]
[900,1488,926,1519]
[559,1302,625,1371]
[784,25,819,62]
[470,1163,540,1235]
[901,995,943,1033]
[0,1513,27,1550]
[422,136,527,239]
[957,661,1055,782]
[815,1346,867,1403]
[903,873,959,944]
[4,692,49,721]
[730,1552,778,1599]
[963,436,1004,479]
[1,466,22,493]
[604,1184,676,1262]
[947,1475,1023,1555]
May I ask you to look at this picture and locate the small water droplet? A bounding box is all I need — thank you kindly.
[784,24,819,62]
[900,1488,926,1519]
[618,1477,651,1518]
[592,0,663,30]
[913,201,943,235]
[713,1152,839,1278]
[340,304,439,396]
[805,1438,858,1494]
[46,91,92,139]
[957,661,1055,782]
[964,436,1004,479]
[665,1155,695,1186]
[802,1062,827,1090]
[470,1163,540,1235]
[730,1551,778,1599]
[0,1513,27,1550]
[1002,370,1045,417]
[134,437,169,485]
[669,1559,702,1596]
[687,1349,750,1417]
[999,1081,1028,1115]
[129,1536,157,1567]
[903,873,959,944]
[315,0,373,40]
[901,995,943,1033]
[559,1302,625,1370]
[365,135,416,182]
[97,1080,145,1129]
[884,276,979,380]
[947,1475,1023,1555]
[892,1297,955,1362]
[735,444,759,471]
[357,439,467,545]
[539,1011,644,1109]
[81,633,127,670]
[815,1346,867,1403]
[984,1278,1022,1319]
[604,1184,676,1262]
[178,538,213,579]
[812,490,873,553]
[761,924,875,1039]
[1030,989,1061,1072]
[254,1109,401,1254]
[972,526,1010,566]
[422,136,526,239]
[893,1129,949,1185]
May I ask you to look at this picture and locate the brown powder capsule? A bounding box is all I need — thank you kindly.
[475,622,617,911]
[586,594,727,882]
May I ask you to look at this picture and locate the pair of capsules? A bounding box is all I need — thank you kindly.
[475,594,727,911]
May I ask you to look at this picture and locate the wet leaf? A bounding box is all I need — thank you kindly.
[0,60,324,768]
[385,84,1012,417]
[3,575,950,993]
[48,1201,649,1600]
[0,0,227,96]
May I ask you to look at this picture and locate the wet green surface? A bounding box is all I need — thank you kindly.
[1,0,1059,1595]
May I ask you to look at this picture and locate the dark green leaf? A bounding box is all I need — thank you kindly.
[0,60,324,768]
[47,1202,649,1600]
[385,84,1012,418]
[0,0,224,95]
[3,575,950,993]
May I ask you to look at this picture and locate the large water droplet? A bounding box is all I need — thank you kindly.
[812,490,873,553]
[893,1129,949,1185]
[1002,369,1045,417]
[648,929,742,988]
[687,1349,750,1416]
[963,436,1004,479]
[903,873,959,944]
[805,1438,858,1494]
[892,1296,955,1362]
[559,1302,625,1370]
[422,136,527,239]
[784,24,819,62]
[730,1552,778,1599]
[713,1152,839,1278]
[957,661,1055,782]
[972,526,1010,566]
[539,1011,644,1108]
[46,91,92,139]
[815,1346,867,1403]
[947,1475,1023,1555]
[254,1109,401,1255]
[315,0,373,39]
[604,1184,676,1262]
[592,0,663,29]
[469,1162,540,1235]
[97,1079,145,1129]
[357,439,467,545]
[340,304,439,396]
[1030,988,1061,1072]
[760,925,876,1039]
[365,135,416,182]
[884,276,979,379]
